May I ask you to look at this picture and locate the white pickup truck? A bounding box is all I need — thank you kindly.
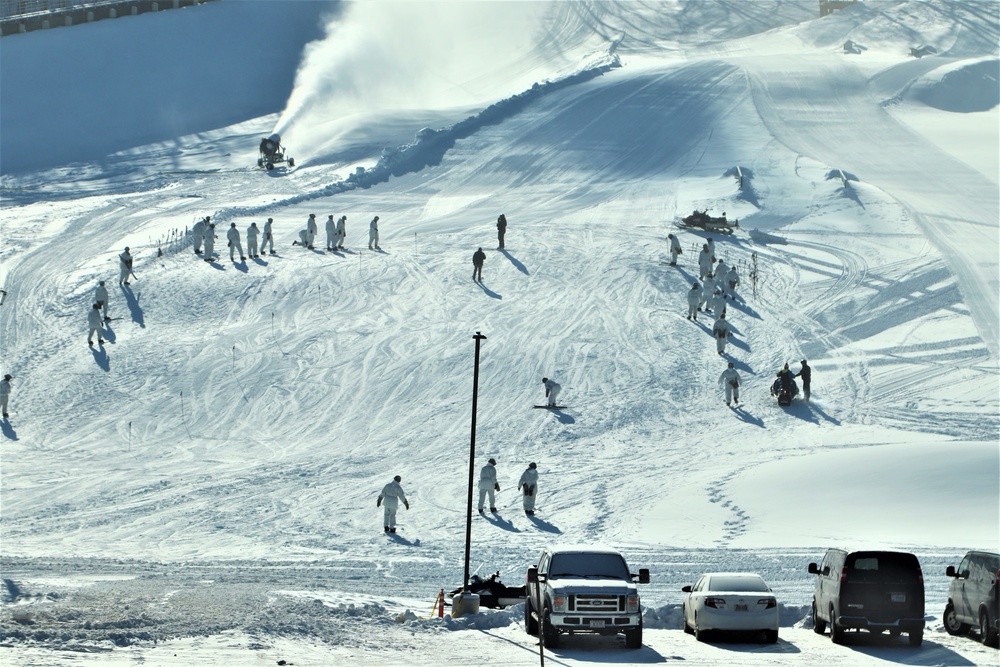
[525,545,650,649]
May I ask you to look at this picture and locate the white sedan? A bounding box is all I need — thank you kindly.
[682,572,779,643]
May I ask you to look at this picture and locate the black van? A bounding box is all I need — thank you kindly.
[944,550,999,647]
[808,549,925,646]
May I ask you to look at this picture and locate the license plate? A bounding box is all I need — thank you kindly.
[735,604,748,612]
[589,620,606,628]
[891,594,906,603]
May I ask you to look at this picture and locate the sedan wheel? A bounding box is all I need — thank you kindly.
[694,616,710,643]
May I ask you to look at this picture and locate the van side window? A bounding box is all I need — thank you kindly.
[958,555,971,579]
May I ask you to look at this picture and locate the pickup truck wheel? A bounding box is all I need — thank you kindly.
[542,605,559,648]
[525,598,538,636]
[624,619,643,649]
[944,603,970,636]
[982,609,999,647]
[812,601,826,634]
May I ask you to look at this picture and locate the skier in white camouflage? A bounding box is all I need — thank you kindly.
[0,374,11,419]
[542,377,561,407]
[262,218,275,255]
[478,458,499,514]
[325,215,337,251]
[227,223,245,262]
[686,281,702,320]
[203,223,217,261]
[667,233,682,265]
[336,215,347,250]
[377,475,409,534]
[95,280,109,321]
[517,462,539,516]
[192,216,207,255]
[246,222,260,259]
[718,361,741,406]
[712,312,732,355]
[725,265,740,298]
[87,303,105,346]
[306,214,318,249]
[709,289,727,318]
[118,247,133,285]
[700,273,715,311]
[698,244,714,279]
[369,216,380,250]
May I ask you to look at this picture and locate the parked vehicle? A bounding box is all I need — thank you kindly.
[677,209,739,234]
[257,133,294,170]
[525,545,649,649]
[808,549,925,646]
[944,550,999,647]
[447,571,525,609]
[681,572,779,643]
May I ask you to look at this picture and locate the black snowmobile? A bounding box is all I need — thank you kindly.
[678,209,738,234]
[770,376,799,406]
[448,571,526,609]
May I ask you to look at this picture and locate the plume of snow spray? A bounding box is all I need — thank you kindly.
[273,1,558,165]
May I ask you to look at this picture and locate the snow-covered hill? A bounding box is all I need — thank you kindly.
[1,1,997,664]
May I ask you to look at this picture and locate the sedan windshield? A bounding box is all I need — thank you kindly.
[708,575,769,592]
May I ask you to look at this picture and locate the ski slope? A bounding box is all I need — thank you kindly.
[1,1,998,665]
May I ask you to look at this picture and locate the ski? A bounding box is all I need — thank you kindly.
[533,405,567,410]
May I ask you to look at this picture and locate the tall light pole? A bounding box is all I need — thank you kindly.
[463,331,487,595]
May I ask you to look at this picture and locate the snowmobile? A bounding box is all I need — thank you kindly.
[448,571,526,609]
[678,209,739,234]
[770,377,799,406]
[257,133,294,170]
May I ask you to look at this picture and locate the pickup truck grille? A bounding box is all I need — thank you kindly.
[570,594,623,613]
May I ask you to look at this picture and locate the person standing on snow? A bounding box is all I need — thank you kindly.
[497,214,507,249]
[709,289,727,318]
[306,214,318,249]
[517,462,539,516]
[377,475,409,534]
[542,377,561,407]
[700,273,716,311]
[686,281,702,321]
[725,265,740,298]
[472,247,486,282]
[95,281,110,321]
[706,236,716,261]
[192,217,207,255]
[667,233,682,265]
[227,223,245,262]
[478,458,499,514]
[718,361,741,406]
[712,312,732,355]
[246,222,260,259]
[715,259,729,285]
[325,215,337,251]
[796,359,812,400]
[203,223,217,261]
[0,374,12,419]
[336,215,347,250]
[698,244,714,279]
[87,303,105,346]
[368,216,381,250]
[262,218,275,255]
[119,247,133,285]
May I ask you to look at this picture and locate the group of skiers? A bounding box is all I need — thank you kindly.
[288,213,381,252]
[82,249,134,347]
[376,458,540,532]
[470,214,508,282]
[669,232,813,407]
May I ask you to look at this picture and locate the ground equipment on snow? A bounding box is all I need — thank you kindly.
[448,571,526,609]
[257,134,294,170]
[770,377,799,406]
[678,209,739,234]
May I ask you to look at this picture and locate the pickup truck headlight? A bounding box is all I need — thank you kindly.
[626,595,639,613]
[552,595,568,612]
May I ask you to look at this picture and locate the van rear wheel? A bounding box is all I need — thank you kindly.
[830,608,845,645]
[982,609,999,647]
[812,602,826,634]
[908,629,923,647]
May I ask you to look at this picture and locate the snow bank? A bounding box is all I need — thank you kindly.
[906,57,1000,112]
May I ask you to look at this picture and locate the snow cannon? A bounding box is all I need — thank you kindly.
[257,133,294,170]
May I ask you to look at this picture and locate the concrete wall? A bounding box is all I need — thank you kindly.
[1,0,215,36]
